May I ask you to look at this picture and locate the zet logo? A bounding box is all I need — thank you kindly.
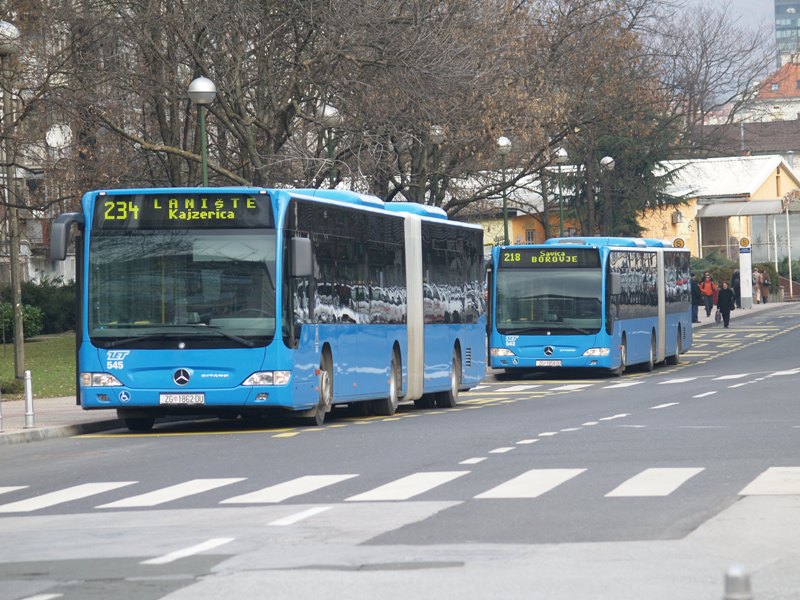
[106,350,130,370]
[505,335,519,347]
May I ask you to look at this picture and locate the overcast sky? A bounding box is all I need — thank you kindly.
[711,0,774,26]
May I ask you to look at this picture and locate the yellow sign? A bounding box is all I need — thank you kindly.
[673,237,685,248]
[740,237,750,248]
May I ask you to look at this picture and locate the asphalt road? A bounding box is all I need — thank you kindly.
[2,304,800,599]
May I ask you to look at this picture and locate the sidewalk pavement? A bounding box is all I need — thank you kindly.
[0,300,790,446]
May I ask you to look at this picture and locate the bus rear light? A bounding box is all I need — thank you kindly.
[582,348,611,357]
[242,371,291,386]
[490,348,516,357]
[80,372,123,387]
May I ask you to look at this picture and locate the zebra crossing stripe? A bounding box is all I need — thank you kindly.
[605,468,704,497]
[603,382,643,389]
[96,478,245,509]
[550,384,593,391]
[474,468,585,499]
[739,467,800,495]
[0,482,137,513]
[141,537,234,565]
[220,475,358,504]
[0,486,27,496]
[498,385,542,392]
[345,471,469,501]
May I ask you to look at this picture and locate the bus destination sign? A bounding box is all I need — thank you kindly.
[93,193,273,229]
[499,247,600,268]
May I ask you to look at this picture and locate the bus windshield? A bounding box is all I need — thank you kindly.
[89,229,277,348]
[496,267,603,335]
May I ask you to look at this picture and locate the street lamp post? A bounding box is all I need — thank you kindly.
[318,104,343,189]
[554,147,569,237]
[496,136,512,245]
[188,76,216,186]
[0,20,24,379]
[430,125,445,204]
[600,155,616,235]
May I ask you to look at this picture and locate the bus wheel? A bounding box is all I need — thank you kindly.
[124,417,154,433]
[303,352,332,426]
[642,334,655,372]
[436,350,461,408]
[666,328,681,365]
[414,395,436,409]
[373,352,400,416]
[613,338,627,377]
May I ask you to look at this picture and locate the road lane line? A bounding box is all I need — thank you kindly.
[605,468,704,497]
[0,486,27,496]
[345,471,469,501]
[650,403,679,410]
[740,467,800,495]
[516,439,538,445]
[475,469,585,499]
[489,447,514,454]
[141,537,234,565]
[268,506,332,526]
[460,457,487,465]
[0,482,136,513]
[221,474,358,504]
[693,391,717,398]
[603,382,643,389]
[498,385,542,392]
[714,374,750,380]
[97,478,245,508]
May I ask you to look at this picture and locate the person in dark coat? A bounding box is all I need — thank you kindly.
[730,270,741,308]
[690,273,702,323]
[716,281,736,328]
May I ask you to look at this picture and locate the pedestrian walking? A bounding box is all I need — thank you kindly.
[716,281,736,328]
[690,273,702,323]
[752,268,762,304]
[730,270,741,308]
[699,273,717,317]
[761,271,771,304]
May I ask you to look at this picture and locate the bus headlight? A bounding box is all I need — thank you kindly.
[582,348,611,357]
[490,348,516,357]
[243,371,291,386]
[80,372,124,387]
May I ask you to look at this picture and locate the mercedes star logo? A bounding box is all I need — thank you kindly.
[544,346,554,356]
[173,369,191,386]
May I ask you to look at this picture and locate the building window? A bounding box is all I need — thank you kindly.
[525,229,535,243]
[773,82,781,91]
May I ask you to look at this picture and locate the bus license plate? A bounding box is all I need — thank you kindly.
[159,393,205,405]
[536,360,562,367]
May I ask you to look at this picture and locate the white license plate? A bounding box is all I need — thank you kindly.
[159,393,205,405]
[536,360,562,367]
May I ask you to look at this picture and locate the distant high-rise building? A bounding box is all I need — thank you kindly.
[776,1,800,65]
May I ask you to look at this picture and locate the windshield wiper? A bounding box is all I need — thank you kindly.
[106,324,255,348]
[500,322,592,335]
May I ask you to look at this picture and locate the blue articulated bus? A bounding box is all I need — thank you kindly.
[50,187,486,431]
[487,237,692,376]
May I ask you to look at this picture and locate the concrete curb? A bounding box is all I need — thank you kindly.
[0,419,123,446]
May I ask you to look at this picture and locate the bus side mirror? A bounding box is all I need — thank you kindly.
[50,213,84,261]
[609,272,622,296]
[291,237,313,278]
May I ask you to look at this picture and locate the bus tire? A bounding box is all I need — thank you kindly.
[436,349,461,408]
[414,394,436,409]
[302,351,333,426]
[612,337,627,377]
[124,417,155,432]
[642,333,655,372]
[373,351,400,416]
[666,328,681,365]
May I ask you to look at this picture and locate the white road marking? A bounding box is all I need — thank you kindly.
[658,378,698,385]
[0,482,136,513]
[475,469,585,499]
[268,506,332,526]
[650,403,679,410]
[605,468,704,497]
[714,374,750,380]
[97,479,244,508]
[220,475,357,504]
[141,537,234,565]
[460,457,487,465]
[515,439,538,445]
[603,381,643,389]
[498,385,542,392]
[739,467,800,495]
[345,471,469,501]
[599,414,629,421]
[0,486,27,496]
[582,421,599,426]
[489,447,514,454]
[693,391,717,398]
[538,431,558,437]
[550,384,594,391]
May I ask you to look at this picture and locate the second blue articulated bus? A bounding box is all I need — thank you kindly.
[50,187,486,431]
[487,237,692,376]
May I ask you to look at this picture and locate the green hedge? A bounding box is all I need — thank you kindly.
[0,302,44,341]
[0,278,75,336]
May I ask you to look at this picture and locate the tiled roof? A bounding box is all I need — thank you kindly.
[757,63,800,99]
